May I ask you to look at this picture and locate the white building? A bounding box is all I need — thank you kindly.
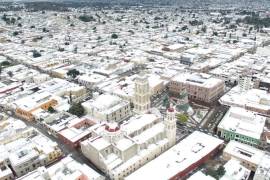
[81,108,176,180]
[125,131,224,180]
[223,141,266,172]
[18,156,104,180]
[78,73,107,88]
[254,153,270,180]
[217,107,266,147]
[0,161,14,180]
[221,159,251,180]
[133,74,151,114]
[219,87,270,115]
[0,128,62,177]
[82,93,131,122]
[239,76,253,92]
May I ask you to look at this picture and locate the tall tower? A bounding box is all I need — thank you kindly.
[133,74,151,114]
[164,106,176,147]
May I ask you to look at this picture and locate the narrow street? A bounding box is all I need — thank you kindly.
[0,108,105,176]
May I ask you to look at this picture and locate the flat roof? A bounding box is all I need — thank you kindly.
[172,73,223,88]
[255,153,270,179]
[218,107,266,139]
[126,131,223,180]
[221,159,250,180]
[219,87,270,112]
[188,171,215,180]
[223,141,265,165]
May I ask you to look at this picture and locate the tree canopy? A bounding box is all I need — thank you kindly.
[32,50,41,58]
[48,106,56,113]
[67,69,80,78]
[205,165,226,179]
[111,33,118,39]
[177,114,188,123]
[78,15,95,22]
[68,103,84,117]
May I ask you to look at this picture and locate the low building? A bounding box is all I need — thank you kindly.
[221,159,251,180]
[58,118,96,148]
[37,111,78,137]
[78,73,107,88]
[219,87,270,115]
[18,156,104,180]
[254,153,270,180]
[12,91,59,121]
[81,108,177,179]
[223,141,266,172]
[0,161,14,180]
[0,117,28,144]
[125,131,224,180]
[169,73,225,103]
[217,107,266,147]
[0,128,63,177]
[82,94,131,122]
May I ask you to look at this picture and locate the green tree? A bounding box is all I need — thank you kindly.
[67,69,80,79]
[217,166,226,177]
[163,95,170,109]
[48,106,56,113]
[68,103,84,117]
[177,114,188,123]
[32,50,41,58]
[1,61,10,67]
[111,33,118,39]
[206,165,226,179]
[12,31,19,36]
[206,168,219,179]
[78,15,95,22]
[201,25,207,33]
[7,71,13,77]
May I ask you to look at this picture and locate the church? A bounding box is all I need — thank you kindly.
[80,74,177,179]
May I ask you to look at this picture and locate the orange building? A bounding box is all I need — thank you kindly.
[13,92,58,121]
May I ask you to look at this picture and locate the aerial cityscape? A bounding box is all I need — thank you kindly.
[0,0,270,180]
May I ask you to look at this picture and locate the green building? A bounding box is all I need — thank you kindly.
[217,107,265,147]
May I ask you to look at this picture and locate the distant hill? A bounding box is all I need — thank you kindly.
[1,0,270,9]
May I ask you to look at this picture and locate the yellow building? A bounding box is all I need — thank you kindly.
[13,92,58,121]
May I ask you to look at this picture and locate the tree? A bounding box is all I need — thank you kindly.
[7,71,13,77]
[111,33,118,39]
[42,27,49,33]
[206,165,226,179]
[67,69,80,79]
[163,95,170,109]
[201,25,207,33]
[78,15,95,22]
[48,106,56,113]
[2,14,7,21]
[68,103,84,117]
[12,31,19,36]
[1,61,10,67]
[177,114,188,123]
[217,166,226,177]
[206,168,219,179]
[32,50,41,58]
